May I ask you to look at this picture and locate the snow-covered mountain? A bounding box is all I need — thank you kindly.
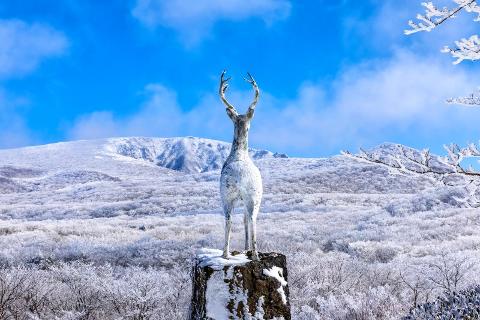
[108,137,287,173]
[0,137,287,174]
[0,137,475,220]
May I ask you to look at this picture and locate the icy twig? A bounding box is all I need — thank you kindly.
[447,89,480,105]
[404,1,476,35]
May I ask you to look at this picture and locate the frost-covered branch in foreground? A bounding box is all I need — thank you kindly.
[406,1,480,105]
[404,0,480,64]
[442,34,480,64]
[342,143,470,175]
[343,142,480,207]
[344,142,480,175]
[447,89,480,105]
[404,1,476,35]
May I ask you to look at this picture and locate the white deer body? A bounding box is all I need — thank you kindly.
[218,71,263,260]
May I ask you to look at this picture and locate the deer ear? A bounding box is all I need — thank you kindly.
[246,108,255,120]
[226,108,237,121]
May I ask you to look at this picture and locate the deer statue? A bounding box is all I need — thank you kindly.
[219,70,263,261]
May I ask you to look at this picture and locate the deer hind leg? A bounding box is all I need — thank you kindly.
[222,202,233,259]
[243,209,249,251]
[245,200,260,261]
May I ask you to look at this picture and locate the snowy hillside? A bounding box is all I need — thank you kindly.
[0,137,479,319]
[0,136,286,174]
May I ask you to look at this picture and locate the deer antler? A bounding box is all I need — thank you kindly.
[245,72,259,119]
[219,70,238,120]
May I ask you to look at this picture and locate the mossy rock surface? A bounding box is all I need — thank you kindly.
[190,251,291,320]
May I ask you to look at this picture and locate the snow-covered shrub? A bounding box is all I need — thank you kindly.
[0,263,190,320]
[421,253,474,294]
[350,242,399,263]
[385,195,438,216]
[371,246,398,263]
[322,239,352,255]
[385,186,470,216]
[293,283,406,320]
[314,286,404,320]
[436,186,471,207]
[404,286,480,320]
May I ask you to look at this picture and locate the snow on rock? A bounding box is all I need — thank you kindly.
[205,267,251,320]
[196,248,250,271]
[263,266,288,305]
[205,270,232,320]
[254,296,265,319]
[191,252,291,319]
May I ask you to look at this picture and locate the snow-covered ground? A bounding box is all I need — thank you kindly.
[0,137,479,319]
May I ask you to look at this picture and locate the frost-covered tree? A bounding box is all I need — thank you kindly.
[406,0,480,105]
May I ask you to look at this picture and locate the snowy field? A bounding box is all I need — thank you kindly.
[0,137,479,319]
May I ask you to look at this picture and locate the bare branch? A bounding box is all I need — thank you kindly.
[399,271,432,309]
[423,252,474,293]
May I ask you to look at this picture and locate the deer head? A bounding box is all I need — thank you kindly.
[219,70,260,147]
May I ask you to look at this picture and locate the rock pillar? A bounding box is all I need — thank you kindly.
[190,249,291,320]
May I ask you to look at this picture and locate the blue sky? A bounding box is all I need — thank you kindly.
[1,0,480,157]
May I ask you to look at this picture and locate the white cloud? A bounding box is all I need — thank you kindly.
[69,50,480,156]
[0,19,67,149]
[69,85,185,139]
[67,111,119,141]
[69,85,188,139]
[68,84,234,141]
[0,89,36,149]
[0,116,34,149]
[0,19,68,78]
[251,50,478,154]
[131,0,291,44]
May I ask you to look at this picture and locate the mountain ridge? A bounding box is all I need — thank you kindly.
[0,136,288,174]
